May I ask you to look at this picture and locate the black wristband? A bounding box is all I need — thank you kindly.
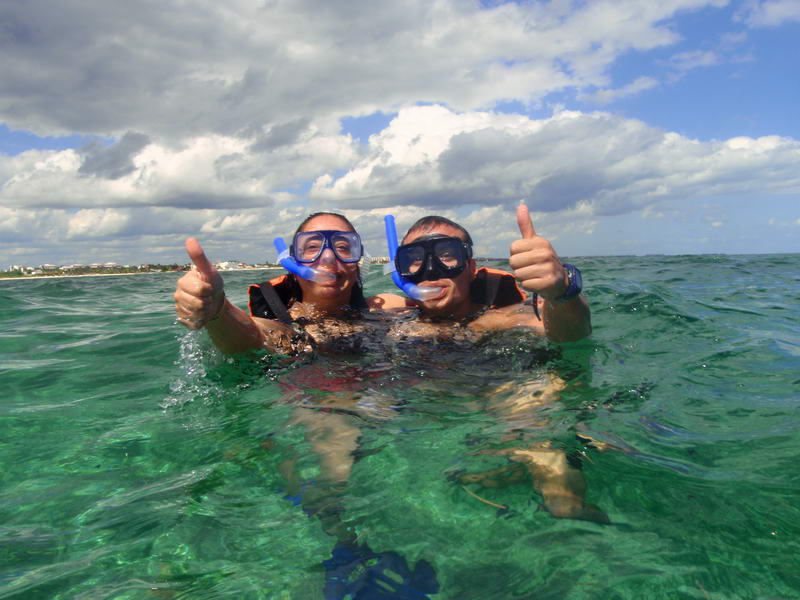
[206,295,227,324]
[554,263,582,301]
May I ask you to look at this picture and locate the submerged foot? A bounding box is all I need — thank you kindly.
[323,542,439,599]
[543,494,610,524]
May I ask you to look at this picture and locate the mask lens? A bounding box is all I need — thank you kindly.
[401,246,426,276]
[433,239,464,269]
[292,230,363,264]
[395,236,470,284]
[331,232,362,263]
[294,232,325,263]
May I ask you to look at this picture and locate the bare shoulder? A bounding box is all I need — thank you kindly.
[469,302,545,335]
[368,293,415,311]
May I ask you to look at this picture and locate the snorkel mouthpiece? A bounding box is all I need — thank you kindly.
[384,215,440,302]
[273,237,336,283]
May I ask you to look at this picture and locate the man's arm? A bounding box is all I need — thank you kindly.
[539,294,591,342]
[507,206,591,342]
[471,294,590,342]
[368,292,415,311]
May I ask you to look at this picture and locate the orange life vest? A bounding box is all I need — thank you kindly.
[248,274,368,322]
[470,267,527,308]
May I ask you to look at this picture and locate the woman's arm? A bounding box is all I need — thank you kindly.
[205,300,295,355]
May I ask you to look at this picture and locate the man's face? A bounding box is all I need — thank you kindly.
[401,224,476,318]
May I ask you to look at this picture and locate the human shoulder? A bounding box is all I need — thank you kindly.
[468,302,545,335]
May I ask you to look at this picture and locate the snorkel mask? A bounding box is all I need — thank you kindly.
[395,234,472,284]
[384,215,445,302]
[273,230,363,283]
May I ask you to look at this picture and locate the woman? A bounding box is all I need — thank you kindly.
[174,211,381,355]
[174,211,391,535]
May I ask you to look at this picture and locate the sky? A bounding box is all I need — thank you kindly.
[1,0,798,267]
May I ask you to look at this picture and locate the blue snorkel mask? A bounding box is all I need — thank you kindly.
[274,229,365,283]
[273,237,335,283]
[384,215,442,302]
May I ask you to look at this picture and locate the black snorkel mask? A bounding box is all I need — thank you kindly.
[394,234,473,284]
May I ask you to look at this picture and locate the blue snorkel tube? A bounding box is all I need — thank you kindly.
[273,237,336,283]
[384,215,440,302]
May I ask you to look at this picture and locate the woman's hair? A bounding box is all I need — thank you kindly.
[402,215,473,245]
[294,212,357,236]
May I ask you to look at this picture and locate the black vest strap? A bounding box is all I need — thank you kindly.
[471,269,521,308]
[258,282,293,325]
[530,292,540,321]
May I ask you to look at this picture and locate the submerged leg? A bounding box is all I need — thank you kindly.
[485,374,566,420]
[455,463,528,488]
[507,445,609,523]
[480,373,608,523]
[290,407,361,484]
[284,407,363,543]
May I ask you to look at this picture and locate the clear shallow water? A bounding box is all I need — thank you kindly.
[1,254,798,599]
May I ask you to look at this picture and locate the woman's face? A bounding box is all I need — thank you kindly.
[295,214,360,306]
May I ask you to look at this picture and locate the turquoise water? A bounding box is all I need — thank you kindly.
[1,254,798,599]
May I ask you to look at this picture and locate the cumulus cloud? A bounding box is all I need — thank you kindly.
[66,208,131,238]
[3,101,799,264]
[0,0,726,140]
[78,132,151,180]
[0,207,64,245]
[312,105,800,217]
[1,0,796,263]
[5,102,798,263]
[0,127,358,209]
[737,0,800,26]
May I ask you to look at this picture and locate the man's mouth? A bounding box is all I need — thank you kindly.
[419,284,447,301]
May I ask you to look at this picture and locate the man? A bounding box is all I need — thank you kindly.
[378,205,606,523]
[376,205,591,342]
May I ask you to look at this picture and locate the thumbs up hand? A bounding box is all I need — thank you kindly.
[173,237,226,329]
[509,205,568,301]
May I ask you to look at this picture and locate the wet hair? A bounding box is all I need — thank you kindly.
[294,211,357,236]
[402,215,473,246]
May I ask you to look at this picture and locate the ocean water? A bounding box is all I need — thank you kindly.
[1,254,798,600]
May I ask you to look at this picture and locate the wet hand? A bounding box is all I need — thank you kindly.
[508,205,568,301]
[173,238,226,329]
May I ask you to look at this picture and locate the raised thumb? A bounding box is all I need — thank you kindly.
[516,205,537,239]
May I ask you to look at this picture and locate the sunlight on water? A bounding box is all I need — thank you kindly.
[162,328,218,409]
[0,256,798,599]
